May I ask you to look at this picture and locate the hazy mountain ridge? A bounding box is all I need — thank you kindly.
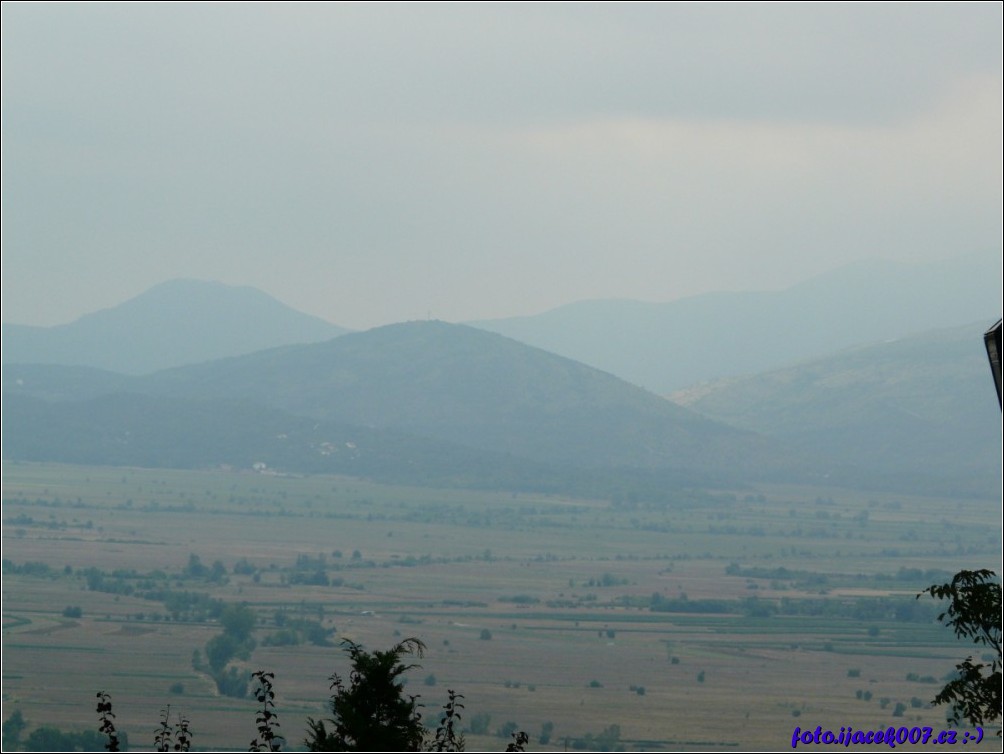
[469,251,1002,393]
[672,322,1001,497]
[3,260,999,499]
[132,320,786,479]
[4,387,739,499]
[1,279,349,374]
[3,316,996,495]
[3,321,805,495]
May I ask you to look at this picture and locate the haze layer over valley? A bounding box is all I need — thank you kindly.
[3,253,1000,499]
[2,5,1000,750]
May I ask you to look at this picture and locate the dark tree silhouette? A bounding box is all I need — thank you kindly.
[93,638,526,751]
[921,569,1002,729]
[305,638,427,751]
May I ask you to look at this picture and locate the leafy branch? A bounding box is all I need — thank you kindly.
[250,670,284,752]
[920,569,1002,729]
[96,691,120,753]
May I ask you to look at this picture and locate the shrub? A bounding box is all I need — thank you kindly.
[539,721,554,745]
[495,721,519,739]
[468,712,491,735]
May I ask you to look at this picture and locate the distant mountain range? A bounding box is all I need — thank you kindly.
[4,253,998,389]
[3,257,999,499]
[1,279,349,374]
[470,251,1002,394]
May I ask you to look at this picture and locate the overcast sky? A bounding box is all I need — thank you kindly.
[2,3,1001,330]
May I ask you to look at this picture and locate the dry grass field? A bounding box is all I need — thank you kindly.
[2,461,1000,751]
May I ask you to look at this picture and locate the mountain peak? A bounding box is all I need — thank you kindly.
[2,279,349,374]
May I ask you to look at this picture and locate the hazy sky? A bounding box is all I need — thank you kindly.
[2,3,1001,330]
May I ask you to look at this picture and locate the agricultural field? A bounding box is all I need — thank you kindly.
[1,461,1000,751]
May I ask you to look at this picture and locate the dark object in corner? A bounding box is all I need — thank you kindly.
[985,319,1002,410]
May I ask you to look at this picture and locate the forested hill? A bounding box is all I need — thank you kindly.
[133,320,788,477]
[6,319,996,498]
[3,321,800,495]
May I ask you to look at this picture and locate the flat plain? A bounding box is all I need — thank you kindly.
[2,461,1000,751]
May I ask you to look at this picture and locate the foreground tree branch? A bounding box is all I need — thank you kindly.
[920,569,1002,730]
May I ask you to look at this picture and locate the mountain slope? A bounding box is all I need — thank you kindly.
[1,363,130,402]
[7,319,992,497]
[1,279,348,374]
[1,391,612,492]
[672,322,1001,497]
[470,251,1002,393]
[135,320,785,480]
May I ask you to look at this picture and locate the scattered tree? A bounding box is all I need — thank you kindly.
[467,713,491,736]
[2,709,26,750]
[538,721,554,746]
[24,725,114,752]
